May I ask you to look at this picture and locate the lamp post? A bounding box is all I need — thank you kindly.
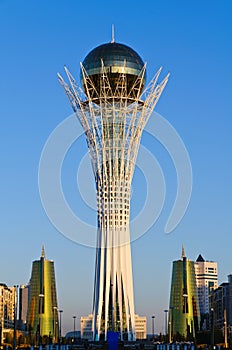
[53,306,58,343]
[73,316,76,343]
[224,309,228,348]
[169,306,174,343]
[164,310,168,342]
[211,308,214,350]
[183,294,188,340]
[151,316,155,341]
[13,285,19,350]
[59,310,63,343]
[39,294,44,345]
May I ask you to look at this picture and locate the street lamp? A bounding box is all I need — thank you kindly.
[151,316,155,341]
[73,316,76,343]
[183,294,188,340]
[53,306,58,343]
[169,306,174,343]
[224,309,228,348]
[211,308,214,350]
[13,285,18,350]
[59,310,63,342]
[164,310,168,342]
[39,294,44,345]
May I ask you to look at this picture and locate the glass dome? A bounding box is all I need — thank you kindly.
[80,42,146,100]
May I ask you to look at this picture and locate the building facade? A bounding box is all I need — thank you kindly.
[80,314,146,341]
[228,274,232,327]
[134,314,147,340]
[80,314,93,341]
[0,283,16,346]
[59,39,168,341]
[168,246,200,341]
[194,254,218,329]
[27,246,59,342]
[210,274,232,331]
[18,284,29,331]
[0,283,16,330]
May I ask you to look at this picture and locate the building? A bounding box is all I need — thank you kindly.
[18,284,29,330]
[0,283,17,345]
[210,274,232,331]
[194,254,218,329]
[80,314,93,341]
[27,246,59,342]
[0,283,16,330]
[80,314,146,341]
[134,315,147,340]
[168,246,200,341]
[229,274,232,327]
[59,38,168,341]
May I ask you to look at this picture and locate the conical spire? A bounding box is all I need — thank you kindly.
[196,254,205,262]
[181,244,186,260]
[41,244,46,259]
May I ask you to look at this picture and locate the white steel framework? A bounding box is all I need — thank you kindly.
[58,61,169,341]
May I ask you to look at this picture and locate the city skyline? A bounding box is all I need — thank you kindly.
[0,244,229,337]
[0,0,231,337]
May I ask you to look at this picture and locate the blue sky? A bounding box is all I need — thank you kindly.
[0,0,231,335]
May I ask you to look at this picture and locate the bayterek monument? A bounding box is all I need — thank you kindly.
[58,36,169,341]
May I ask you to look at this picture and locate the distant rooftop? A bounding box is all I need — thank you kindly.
[196,254,205,262]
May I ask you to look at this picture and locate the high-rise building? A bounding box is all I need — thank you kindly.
[210,274,232,331]
[27,246,59,342]
[194,254,218,329]
[18,284,29,330]
[168,246,200,341]
[0,283,17,346]
[59,38,168,340]
[0,283,16,329]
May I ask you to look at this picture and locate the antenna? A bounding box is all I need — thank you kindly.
[111,24,115,43]
[181,244,186,259]
[41,244,46,259]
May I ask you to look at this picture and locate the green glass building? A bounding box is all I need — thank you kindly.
[169,246,200,341]
[27,246,59,342]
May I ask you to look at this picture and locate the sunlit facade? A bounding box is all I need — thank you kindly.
[80,313,146,341]
[209,274,232,331]
[0,283,16,330]
[169,246,200,341]
[59,39,168,341]
[27,246,59,342]
[194,254,218,329]
[18,284,29,330]
[134,314,147,340]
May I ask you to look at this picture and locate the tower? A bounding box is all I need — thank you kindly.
[0,283,16,329]
[59,40,169,341]
[194,254,218,329]
[27,246,59,342]
[18,284,29,330]
[169,246,200,341]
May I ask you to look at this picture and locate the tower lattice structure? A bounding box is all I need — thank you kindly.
[58,41,169,341]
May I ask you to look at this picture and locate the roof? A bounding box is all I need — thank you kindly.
[82,42,145,72]
[196,254,205,262]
